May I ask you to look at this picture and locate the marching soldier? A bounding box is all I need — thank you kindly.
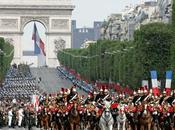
[8,107,13,128]
[17,107,24,127]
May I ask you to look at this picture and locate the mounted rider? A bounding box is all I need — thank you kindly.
[67,86,78,103]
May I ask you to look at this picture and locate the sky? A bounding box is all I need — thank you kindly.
[72,0,140,28]
[22,22,46,51]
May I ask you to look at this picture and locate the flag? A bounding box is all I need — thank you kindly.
[32,95,39,111]
[32,22,46,56]
[158,80,161,88]
[165,70,173,96]
[142,80,149,90]
[150,70,159,96]
[40,39,46,56]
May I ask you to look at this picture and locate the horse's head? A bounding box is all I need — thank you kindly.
[104,108,111,117]
[141,104,151,119]
[70,103,79,117]
[143,104,148,115]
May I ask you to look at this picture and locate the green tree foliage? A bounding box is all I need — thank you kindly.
[134,23,173,80]
[172,0,175,27]
[58,1,175,89]
[0,37,14,81]
[58,22,174,89]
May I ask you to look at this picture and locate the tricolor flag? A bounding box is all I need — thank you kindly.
[142,80,149,90]
[165,70,173,96]
[31,95,39,111]
[32,22,46,56]
[150,70,159,96]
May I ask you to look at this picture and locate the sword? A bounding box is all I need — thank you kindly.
[102,94,109,101]
[135,97,141,105]
[69,94,77,102]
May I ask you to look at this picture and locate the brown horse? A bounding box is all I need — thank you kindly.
[40,109,50,130]
[68,103,80,130]
[139,105,152,130]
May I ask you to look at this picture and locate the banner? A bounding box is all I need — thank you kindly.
[150,70,159,96]
[32,95,39,111]
[165,70,173,96]
[32,22,46,67]
[142,80,149,90]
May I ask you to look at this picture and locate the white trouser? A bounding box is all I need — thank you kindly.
[18,115,23,126]
[8,116,12,127]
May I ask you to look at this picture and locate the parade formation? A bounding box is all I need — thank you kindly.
[0,0,175,130]
[0,65,174,130]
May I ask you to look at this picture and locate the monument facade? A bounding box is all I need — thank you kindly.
[0,0,74,67]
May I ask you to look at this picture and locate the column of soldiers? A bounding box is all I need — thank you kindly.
[1,64,41,98]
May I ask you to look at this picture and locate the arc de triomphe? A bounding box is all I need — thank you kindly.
[0,0,74,67]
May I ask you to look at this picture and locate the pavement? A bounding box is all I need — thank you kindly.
[30,67,87,96]
[0,127,39,130]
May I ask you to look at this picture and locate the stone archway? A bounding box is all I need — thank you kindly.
[22,21,46,67]
[0,0,74,67]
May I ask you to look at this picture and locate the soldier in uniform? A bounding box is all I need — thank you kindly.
[17,106,24,127]
[159,90,167,105]
[140,89,148,102]
[132,90,140,106]
[67,87,78,103]
[95,87,104,102]
[103,89,112,101]
[92,91,98,102]
[8,107,13,128]
[56,88,65,104]
[85,93,94,104]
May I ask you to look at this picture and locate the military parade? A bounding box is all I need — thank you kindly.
[0,0,175,130]
[0,64,174,130]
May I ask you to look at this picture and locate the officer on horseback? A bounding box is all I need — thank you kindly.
[67,86,78,103]
[95,87,104,102]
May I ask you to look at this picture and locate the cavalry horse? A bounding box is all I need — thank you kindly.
[85,103,100,130]
[139,105,152,130]
[57,103,70,130]
[40,108,50,130]
[116,107,127,130]
[99,107,114,130]
[68,102,80,130]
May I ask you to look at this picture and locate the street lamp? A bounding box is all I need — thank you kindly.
[0,48,4,72]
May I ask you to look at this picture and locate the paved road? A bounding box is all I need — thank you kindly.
[30,67,87,96]
[0,127,39,130]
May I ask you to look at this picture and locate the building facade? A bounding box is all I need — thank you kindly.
[0,0,74,67]
[101,0,172,41]
[71,20,102,48]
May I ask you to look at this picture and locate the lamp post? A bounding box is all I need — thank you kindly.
[0,48,4,67]
[105,46,134,83]
[0,49,4,80]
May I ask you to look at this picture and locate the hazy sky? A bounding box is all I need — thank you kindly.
[22,22,46,51]
[72,0,140,28]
